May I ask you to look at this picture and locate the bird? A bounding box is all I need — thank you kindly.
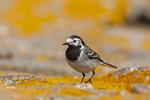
[63,35,117,83]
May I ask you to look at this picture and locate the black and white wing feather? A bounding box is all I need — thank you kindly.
[84,46,117,69]
[84,46,103,61]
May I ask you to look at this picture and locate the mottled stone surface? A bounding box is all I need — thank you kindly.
[0,66,149,100]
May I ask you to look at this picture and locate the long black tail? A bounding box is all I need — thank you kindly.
[101,61,117,69]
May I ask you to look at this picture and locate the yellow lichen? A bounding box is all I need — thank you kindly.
[94,70,150,91]
[16,79,53,87]
[0,69,149,99]
[46,76,79,84]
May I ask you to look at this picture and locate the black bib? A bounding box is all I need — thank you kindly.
[66,45,81,62]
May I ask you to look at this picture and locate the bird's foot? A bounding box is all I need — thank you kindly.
[84,79,92,84]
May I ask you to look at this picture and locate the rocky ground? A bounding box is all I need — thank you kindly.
[0,66,149,100]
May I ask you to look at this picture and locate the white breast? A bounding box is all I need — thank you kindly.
[66,50,100,73]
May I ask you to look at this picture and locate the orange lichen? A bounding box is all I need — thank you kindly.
[65,0,105,19]
[16,79,53,87]
[94,70,150,91]
[1,0,55,36]
[1,0,127,35]
[0,69,149,99]
[65,0,127,24]
[46,76,80,86]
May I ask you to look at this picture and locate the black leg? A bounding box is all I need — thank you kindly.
[81,73,85,83]
[85,70,95,83]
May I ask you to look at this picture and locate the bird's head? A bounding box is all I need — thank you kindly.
[63,35,85,47]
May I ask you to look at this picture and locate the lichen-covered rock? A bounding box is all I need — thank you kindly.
[0,67,149,99]
[0,75,42,86]
[75,83,94,90]
[112,66,150,76]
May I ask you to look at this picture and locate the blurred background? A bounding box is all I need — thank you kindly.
[0,0,150,76]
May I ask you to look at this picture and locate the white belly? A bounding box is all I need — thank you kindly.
[66,51,100,73]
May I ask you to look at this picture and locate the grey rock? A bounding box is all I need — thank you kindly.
[131,84,150,93]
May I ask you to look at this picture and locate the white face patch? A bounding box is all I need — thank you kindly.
[66,38,82,46]
[66,38,72,43]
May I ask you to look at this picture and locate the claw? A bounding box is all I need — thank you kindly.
[85,79,92,83]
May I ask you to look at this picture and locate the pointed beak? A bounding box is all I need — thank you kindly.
[62,42,68,46]
[63,38,72,46]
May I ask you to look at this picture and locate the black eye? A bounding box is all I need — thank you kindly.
[73,40,76,42]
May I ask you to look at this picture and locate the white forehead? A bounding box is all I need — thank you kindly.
[66,38,80,42]
[66,38,72,43]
